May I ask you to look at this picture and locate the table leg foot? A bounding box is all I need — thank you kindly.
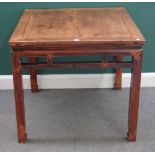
[31,85,39,93]
[18,132,27,143]
[127,132,136,142]
[114,56,123,90]
[114,84,122,90]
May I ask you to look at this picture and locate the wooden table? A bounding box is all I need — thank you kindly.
[9,7,145,143]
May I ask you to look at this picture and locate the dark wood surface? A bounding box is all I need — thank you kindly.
[9,7,145,143]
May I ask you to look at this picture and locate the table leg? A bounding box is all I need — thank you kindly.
[114,56,123,90]
[12,53,27,143]
[29,57,38,92]
[128,51,143,141]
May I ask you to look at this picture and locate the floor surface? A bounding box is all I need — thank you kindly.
[0,88,155,152]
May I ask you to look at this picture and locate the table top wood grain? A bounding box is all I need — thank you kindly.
[9,7,145,48]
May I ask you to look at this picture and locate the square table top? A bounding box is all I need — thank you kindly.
[9,7,145,48]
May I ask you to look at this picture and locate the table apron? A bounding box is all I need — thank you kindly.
[12,49,143,57]
[12,49,143,71]
[21,62,133,70]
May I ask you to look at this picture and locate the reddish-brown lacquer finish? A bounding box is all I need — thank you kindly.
[9,8,145,143]
[12,53,27,143]
[29,57,38,92]
[114,56,123,90]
